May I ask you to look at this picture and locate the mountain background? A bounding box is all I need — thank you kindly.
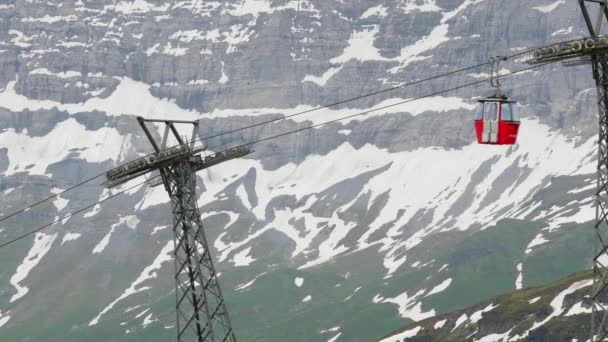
[0,0,601,341]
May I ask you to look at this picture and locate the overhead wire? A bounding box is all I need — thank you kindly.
[0,174,105,223]
[0,52,508,222]
[0,50,531,224]
[204,62,554,152]
[179,49,538,145]
[0,61,555,250]
[0,176,160,249]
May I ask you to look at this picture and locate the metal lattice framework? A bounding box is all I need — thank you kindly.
[579,1,608,340]
[591,50,608,341]
[579,0,608,341]
[525,1,608,339]
[167,158,236,342]
[104,117,251,341]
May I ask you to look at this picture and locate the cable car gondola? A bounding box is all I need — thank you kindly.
[474,57,520,145]
[475,96,520,144]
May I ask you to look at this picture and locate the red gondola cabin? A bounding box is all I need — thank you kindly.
[474,96,520,145]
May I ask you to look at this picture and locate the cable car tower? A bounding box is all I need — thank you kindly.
[526,0,608,339]
[104,117,251,342]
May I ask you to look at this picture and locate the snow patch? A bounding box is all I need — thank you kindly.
[295,277,304,287]
[142,313,158,327]
[135,185,169,210]
[452,313,468,331]
[0,118,130,176]
[223,0,320,18]
[219,61,229,84]
[565,301,591,316]
[398,0,440,13]
[51,189,69,211]
[552,26,573,37]
[525,234,549,254]
[303,66,343,86]
[115,0,170,14]
[379,326,422,342]
[232,246,255,267]
[434,319,446,329]
[89,241,173,326]
[376,290,435,321]
[568,183,595,194]
[475,329,513,342]
[151,225,169,235]
[0,310,10,328]
[235,272,267,291]
[84,203,102,218]
[93,216,139,254]
[30,68,82,78]
[236,184,252,209]
[344,287,362,301]
[10,232,58,302]
[361,5,388,18]
[425,278,452,297]
[382,253,407,275]
[135,308,150,319]
[320,326,341,333]
[61,233,81,245]
[533,0,565,13]
[0,77,200,121]
[327,332,342,342]
[470,303,498,324]
[515,263,524,290]
[330,26,388,64]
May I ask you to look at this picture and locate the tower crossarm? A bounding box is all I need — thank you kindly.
[194,146,253,172]
[103,144,202,188]
[525,36,608,65]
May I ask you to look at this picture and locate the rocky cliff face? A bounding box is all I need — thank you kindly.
[0,0,602,341]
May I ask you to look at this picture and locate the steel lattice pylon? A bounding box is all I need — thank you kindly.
[518,0,608,337]
[166,159,236,342]
[591,53,608,340]
[104,117,251,342]
[579,1,608,340]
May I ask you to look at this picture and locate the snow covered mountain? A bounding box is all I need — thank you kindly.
[0,0,601,341]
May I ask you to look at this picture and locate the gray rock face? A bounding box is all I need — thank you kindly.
[0,0,603,341]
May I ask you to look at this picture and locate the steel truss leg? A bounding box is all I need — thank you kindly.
[592,52,608,341]
[578,0,608,339]
[164,161,237,342]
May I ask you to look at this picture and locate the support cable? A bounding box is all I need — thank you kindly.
[0,174,105,223]
[0,176,159,249]
[196,49,534,144]
[210,63,553,152]
[0,61,553,250]
[0,50,529,224]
